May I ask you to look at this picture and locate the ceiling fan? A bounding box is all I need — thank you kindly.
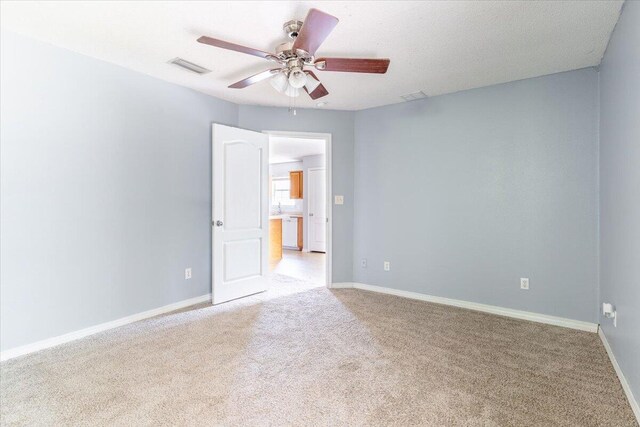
[197,8,390,100]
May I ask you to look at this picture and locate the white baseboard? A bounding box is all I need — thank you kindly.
[330,282,358,289]
[334,282,598,333]
[598,329,640,422]
[0,293,211,362]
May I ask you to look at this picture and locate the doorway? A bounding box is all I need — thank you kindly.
[265,131,331,288]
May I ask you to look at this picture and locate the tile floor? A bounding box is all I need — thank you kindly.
[270,250,326,286]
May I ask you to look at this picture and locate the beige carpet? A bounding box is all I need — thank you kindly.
[1,275,637,426]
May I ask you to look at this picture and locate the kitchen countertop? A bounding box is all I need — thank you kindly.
[269,213,303,219]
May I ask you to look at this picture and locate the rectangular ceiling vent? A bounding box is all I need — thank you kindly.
[168,57,211,75]
[401,91,428,102]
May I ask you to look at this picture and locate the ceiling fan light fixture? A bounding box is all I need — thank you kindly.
[270,72,289,93]
[288,67,307,89]
[284,84,300,98]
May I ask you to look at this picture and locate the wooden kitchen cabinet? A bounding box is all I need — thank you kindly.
[297,216,303,250]
[269,218,282,263]
[289,171,303,199]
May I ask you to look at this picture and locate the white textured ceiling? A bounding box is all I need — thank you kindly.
[269,136,325,164]
[0,1,623,111]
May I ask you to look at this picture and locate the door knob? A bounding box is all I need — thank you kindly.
[215,220,223,227]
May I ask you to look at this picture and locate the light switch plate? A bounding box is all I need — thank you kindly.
[334,195,344,205]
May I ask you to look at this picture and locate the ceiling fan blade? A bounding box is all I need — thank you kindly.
[315,58,390,74]
[303,71,329,100]
[197,36,274,60]
[292,8,339,57]
[228,69,281,89]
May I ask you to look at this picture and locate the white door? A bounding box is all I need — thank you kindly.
[212,124,269,304]
[308,168,326,252]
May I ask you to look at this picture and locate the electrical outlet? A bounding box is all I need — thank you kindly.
[603,303,617,327]
[520,278,529,290]
[334,195,344,205]
[185,268,192,280]
[384,261,391,271]
[361,258,367,268]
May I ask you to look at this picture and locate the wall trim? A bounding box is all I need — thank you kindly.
[329,282,358,289]
[1,293,211,362]
[598,329,640,422]
[335,282,599,333]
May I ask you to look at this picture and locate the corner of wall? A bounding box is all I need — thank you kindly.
[596,64,602,325]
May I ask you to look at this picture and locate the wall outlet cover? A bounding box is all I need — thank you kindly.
[384,261,391,271]
[185,268,192,280]
[361,258,367,268]
[334,195,344,205]
[520,278,529,290]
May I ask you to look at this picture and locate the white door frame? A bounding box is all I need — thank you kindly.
[263,130,333,288]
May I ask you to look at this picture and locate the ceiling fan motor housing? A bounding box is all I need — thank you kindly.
[275,43,313,65]
[275,42,296,59]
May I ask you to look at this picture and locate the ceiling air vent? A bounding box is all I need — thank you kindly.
[168,57,211,75]
[401,91,428,102]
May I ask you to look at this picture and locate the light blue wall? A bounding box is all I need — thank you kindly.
[353,68,600,322]
[0,32,238,351]
[3,17,636,403]
[239,106,355,283]
[599,0,640,403]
